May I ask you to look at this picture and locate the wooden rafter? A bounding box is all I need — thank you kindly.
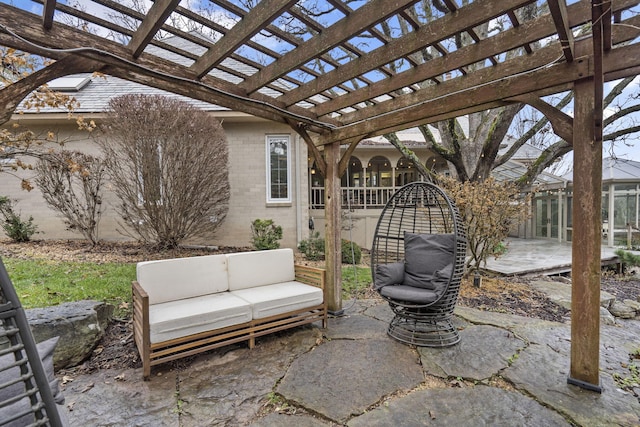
[42,0,56,30]
[282,0,535,108]
[0,6,338,133]
[324,39,640,144]
[129,0,181,58]
[548,0,575,62]
[240,0,419,93]
[191,0,297,78]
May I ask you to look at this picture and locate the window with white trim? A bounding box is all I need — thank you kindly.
[266,135,291,203]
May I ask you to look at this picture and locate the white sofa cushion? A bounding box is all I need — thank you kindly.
[137,254,228,305]
[227,249,296,291]
[231,281,323,319]
[149,292,251,343]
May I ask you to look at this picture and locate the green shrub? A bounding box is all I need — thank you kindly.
[298,234,362,264]
[614,248,640,272]
[341,239,361,264]
[0,196,39,242]
[251,218,283,250]
[298,232,325,260]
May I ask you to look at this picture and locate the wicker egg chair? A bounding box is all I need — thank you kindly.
[371,182,467,347]
[0,258,67,427]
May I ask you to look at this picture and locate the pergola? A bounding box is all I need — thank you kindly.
[1,0,639,392]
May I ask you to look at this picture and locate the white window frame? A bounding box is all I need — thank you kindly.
[266,134,292,203]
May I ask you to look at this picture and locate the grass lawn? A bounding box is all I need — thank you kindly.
[2,257,373,317]
[3,258,135,317]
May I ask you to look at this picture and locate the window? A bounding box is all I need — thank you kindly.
[266,135,291,203]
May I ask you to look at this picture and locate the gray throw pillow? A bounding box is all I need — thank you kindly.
[431,263,454,295]
[374,262,405,290]
[0,336,64,427]
[403,232,455,289]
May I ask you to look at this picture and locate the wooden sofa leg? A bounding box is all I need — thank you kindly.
[143,359,151,380]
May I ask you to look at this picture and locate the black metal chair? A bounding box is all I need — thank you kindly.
[0,257,66,427]
[371,182,467,347]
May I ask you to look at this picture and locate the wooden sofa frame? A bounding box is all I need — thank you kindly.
[133,264,326,379]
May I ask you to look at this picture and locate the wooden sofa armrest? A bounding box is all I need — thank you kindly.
[132,280,151,379]
[294,264,325,290]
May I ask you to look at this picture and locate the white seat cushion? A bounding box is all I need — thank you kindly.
[137,254,228,305]
[149,292,251,343]
[230,282,323,319]
[227,249,295,291]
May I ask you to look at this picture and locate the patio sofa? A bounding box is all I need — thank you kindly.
[132,248,326,379]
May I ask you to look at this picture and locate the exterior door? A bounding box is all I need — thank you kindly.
[535,198,560,239]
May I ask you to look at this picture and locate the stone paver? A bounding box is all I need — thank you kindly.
[59,300,640,427]
[347,387,570,426]
[418,324,526,380]
[277,338,424,424]
[529,280,615,310]
[178,326,322,427]
[62,368,179,426]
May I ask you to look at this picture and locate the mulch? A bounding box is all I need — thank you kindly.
[1,239,638,375]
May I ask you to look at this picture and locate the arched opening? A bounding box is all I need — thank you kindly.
[367,156,392,188]
[396,157,417,186]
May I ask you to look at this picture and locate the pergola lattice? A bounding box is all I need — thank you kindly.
[1,0,639,391]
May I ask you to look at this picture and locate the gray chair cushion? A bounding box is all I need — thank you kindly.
[379,284,439,304]
[0,336,64,427]
[403,232,455,289]
[374,262,405,290]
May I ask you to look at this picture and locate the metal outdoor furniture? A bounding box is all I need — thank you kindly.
[0,257,66,427]
[371,182,467,347]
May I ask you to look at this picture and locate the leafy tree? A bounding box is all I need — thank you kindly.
[1,49,97,190]
[35,150,106,246]
[98,94,230,249]
[373,3,639,186]
[441,177,530,274]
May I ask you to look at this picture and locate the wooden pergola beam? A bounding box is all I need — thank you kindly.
[314,0,639,118]
[508,94,574,142]
[280,0,535,107]
[0,55,101,124]
[42,0,56,30]
[128,0,181,58]
[191,0,297,79]
[548,0,575,62]
[240,0,418,93]
[323,48,587,144]
[0,5,337,132]
[568,34,603,393]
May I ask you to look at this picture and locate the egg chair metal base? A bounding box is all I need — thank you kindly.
[387,308,460,347]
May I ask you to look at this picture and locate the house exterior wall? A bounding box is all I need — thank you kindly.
[0,116,308,250]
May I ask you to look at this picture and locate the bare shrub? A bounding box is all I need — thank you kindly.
[441,177,531,274]
[98,94,229,249]
[35,150,106,245]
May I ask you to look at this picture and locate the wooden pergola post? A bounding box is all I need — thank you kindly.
[568,36,603,392]
[324,141,343,314]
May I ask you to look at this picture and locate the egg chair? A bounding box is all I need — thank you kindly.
[371,182,467,347]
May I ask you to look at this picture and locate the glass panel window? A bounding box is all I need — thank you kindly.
[266,135,291,203]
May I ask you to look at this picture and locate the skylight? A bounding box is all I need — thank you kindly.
[48,76,91,91]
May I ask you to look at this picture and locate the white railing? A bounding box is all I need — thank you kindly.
[310,186,397,209]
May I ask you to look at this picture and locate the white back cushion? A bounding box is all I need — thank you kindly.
[137,254,228,305]
[227,249,295,291]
